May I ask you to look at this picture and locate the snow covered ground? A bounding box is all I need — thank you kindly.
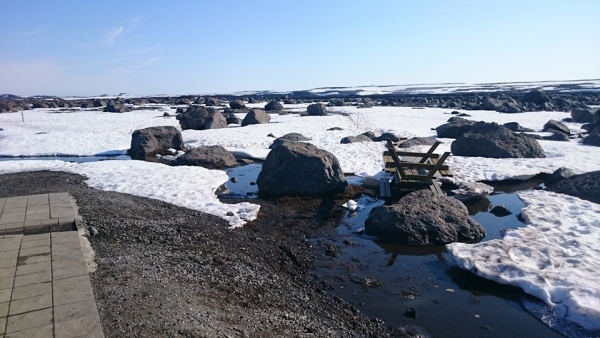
[448,191,600,332]
[1,103,600,332]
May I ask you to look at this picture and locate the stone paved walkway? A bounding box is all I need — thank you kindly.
[0,194,103,338]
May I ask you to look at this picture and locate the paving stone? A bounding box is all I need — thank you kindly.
[0,267,15,280]
[13,270,51,287]
[55,313,104,338]
[17,253,50,265]
[53,240,81,252]
[0,276,14,290]
[53,275,94,306]
[57,217,76,226]
[26,214,51,222]
[0,289,11,303]
[19,238,50,249]
[52,257,86,270]
[0,257,17,269]
[5,323,53,338]
[23,220,42,228]
[3,222,24,233]
[21,234,49,242]
[0,239,21,252]
[11,282,51,301]
[16,261,51,276]
[25,205,49,214]
[53,263,88,280]
[8,293,52,316]
[54,299,98,323]
[0,216,25,225]
[0,250,19,260]
[0,316,5,335]
[18,245,50,257]
[51,248,82,261]
[0,301,8,317]
[5,308,53,333]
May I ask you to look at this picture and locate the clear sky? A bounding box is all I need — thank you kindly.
[1,0,599,96]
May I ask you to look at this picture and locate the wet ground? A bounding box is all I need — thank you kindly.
[222,164,568,337]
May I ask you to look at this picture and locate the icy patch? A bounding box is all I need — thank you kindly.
[0,160,260,228]
[447,190,600,331]
[342,199,358,212]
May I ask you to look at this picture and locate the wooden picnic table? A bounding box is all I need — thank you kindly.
[380,139,452,197]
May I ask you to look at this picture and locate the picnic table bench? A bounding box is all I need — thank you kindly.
[380,139,453,197]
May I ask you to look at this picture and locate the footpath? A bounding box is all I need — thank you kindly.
[0,193,103,338]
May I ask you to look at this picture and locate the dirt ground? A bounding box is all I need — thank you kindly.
[0,171,427,337]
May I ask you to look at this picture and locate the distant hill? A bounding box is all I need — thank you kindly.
[0,94,22,100]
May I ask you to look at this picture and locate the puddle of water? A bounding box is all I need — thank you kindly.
[470,193,527,241]
[0,155,131,163]
[219,164,262,198]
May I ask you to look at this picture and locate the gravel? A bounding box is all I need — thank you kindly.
[0,170,392,337]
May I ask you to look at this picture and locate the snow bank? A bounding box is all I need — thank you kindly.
[447,190,600,331]
[0,160,259,228]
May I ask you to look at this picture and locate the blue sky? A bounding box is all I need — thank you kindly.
[1,0,598,96]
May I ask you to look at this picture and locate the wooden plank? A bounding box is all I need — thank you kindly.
[385,141,408,180]
[420,141,441,163]
[425,152,451,180]
[384,150,441,159]
[380,177,391,197]
[429,182,444,195]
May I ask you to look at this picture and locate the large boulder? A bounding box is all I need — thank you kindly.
[92,99,106,107]
[482,97,502,110]
[241,109,271,126]
[545,167,576,186]
[546,170,600,204]
[570,108,595,123]
[103,100,130,113]
[340,135,373,144]
[177,106,227,130]
[127,126,184,160]
[583,134,600,147]
[543,119,570,135]
[264,100,283,111]
[451,122,546,158]
[307,103,328,116]
[523,90,550,105]
[503,122,534,132]
[498,102,523,114]
[365,190,486,245]
[229,100,246,109]
[173,145,237,169]
[204,97,219,106]
[371,132,402,142]
[269,133,311,149]
[397,137,438,148]
[435,117,477,138]
[257,142,347,197]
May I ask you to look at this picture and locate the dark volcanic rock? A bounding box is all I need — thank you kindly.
[583,134,600,147]
[490,205,512,217]
[104,100,131,113]
[229,100,246,109]
[435,117,477,138]
[451,122,546,158]
[396,137,438,148]
[543,119,570,135]
[269,133,311,149]
[371,132,402,142]
[127,126,184,160]
[204,97,219,106]
[498,102,523,114]
[257,142,347,197]
[503,122,534,132]
[523,90,550,105]
[177,106,227,130]
[173,145,237,169]
[482,97,502,110]
[264,100,283,111]
[543,132,571,141]
[307,103,328,116]
[329,98,346,106]
[340,135,373,144]
[545,167,576,186]
[365,190,486,245]
[570,108,595,123]
[546,170,600,204]
[241,109,271,126]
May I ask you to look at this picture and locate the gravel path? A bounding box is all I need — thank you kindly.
[0,170,394,337]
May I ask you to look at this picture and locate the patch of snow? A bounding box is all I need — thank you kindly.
[0,160,259,228]
[342,199,358,212]
[447,190,600,331]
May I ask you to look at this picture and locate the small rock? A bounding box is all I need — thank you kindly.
[250,182,256,186]
[490,205,512,217]
[230,177,238,183]
[406,308,417,318]
[226,211,234,216]
[88,226,99,236]
[446,288,455,293]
